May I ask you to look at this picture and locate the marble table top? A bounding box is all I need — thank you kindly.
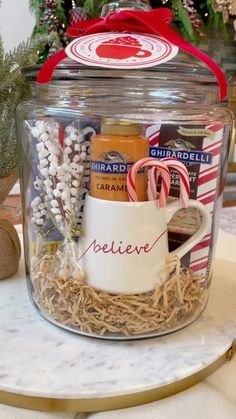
[219,206,236,235]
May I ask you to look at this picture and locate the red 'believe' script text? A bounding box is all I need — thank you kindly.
[78,229,167,260]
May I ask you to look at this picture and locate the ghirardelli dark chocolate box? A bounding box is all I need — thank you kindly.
[147,122,227,280]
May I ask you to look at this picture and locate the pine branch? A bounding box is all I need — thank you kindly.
[83,0,95,17]
[4,34,52,68]
[57,0,68,26]
[0,10,49,178]
[172,0,198,44]
[29,0,69,61]
[83,0,105,17]
[205,0,228,39]
[29,0,42,20]
[0,34,4,66]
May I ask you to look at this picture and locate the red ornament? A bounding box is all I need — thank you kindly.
[68,7,89,27]
[54,16,60,27]
[46,0,57,8]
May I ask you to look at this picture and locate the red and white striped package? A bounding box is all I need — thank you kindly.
[146,122,229,280]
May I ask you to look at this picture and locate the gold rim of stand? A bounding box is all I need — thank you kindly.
[0,349,233,413]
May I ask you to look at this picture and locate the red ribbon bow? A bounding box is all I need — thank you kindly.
[37,8,227,100]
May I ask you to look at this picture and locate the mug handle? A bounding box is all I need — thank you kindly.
[165,199,212,259]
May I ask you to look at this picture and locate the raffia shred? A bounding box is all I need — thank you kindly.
[32,253,206,337]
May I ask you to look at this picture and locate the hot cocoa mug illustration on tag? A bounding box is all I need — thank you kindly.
[78,158,211,295]
[95,36,152,60]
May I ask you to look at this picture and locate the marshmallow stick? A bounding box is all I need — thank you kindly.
[31,120,62,231]
[63,125,87,220]
[31,120,87,280]
[63,127,92,230]
[31,121,87,234]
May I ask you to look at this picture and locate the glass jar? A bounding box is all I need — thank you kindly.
[229,82,236,164]
[16,53,233,340]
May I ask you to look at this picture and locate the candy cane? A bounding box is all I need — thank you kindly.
[150,157,190,208]
[190,123,223,276]
[127,157,171,207]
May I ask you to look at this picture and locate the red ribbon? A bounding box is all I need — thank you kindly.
[37,8,227,100]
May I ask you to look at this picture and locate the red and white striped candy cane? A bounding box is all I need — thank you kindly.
[127,157,171,207]
[149,157,190,208]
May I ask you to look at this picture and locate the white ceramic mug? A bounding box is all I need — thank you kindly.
[78,195,211,294]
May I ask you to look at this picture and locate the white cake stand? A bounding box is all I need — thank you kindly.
[0,255,235,412]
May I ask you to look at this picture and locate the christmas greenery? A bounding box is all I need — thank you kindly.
[149,0,229,43]
[29,0,236,53]
[80,0,235,43]
[0,2,51,178]
[29,0,72,62]
[83,0,111,17]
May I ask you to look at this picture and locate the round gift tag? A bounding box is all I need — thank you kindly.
[65,32,179,69]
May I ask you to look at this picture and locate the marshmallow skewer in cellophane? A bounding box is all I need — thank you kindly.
[30,120,87,280]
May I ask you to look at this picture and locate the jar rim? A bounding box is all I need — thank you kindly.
[23,55,219,86]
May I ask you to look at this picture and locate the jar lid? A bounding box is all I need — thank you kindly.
[101,0,150,16]
[24,53,217,87]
